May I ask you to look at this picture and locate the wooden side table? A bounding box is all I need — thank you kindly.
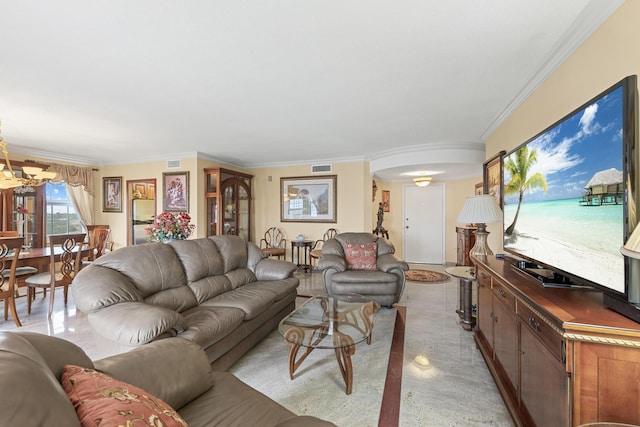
[291,240,313,272]
[445,266,476,331]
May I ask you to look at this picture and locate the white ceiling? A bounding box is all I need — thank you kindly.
[0,1,623,182]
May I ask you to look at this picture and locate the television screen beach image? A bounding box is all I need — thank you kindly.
[503,84,625,293]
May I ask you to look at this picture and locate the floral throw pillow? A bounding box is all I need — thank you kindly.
[344,242,378,270]
[61,365,187,427]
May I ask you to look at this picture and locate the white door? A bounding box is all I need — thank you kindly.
[403,183,445,263]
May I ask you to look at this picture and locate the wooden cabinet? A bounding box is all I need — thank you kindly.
[474,256,640,427]
[204,168,252,241]
[456,227,476,266]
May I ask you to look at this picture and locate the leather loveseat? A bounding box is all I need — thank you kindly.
[0,331,335,427]
[319,232,409,307]
[72,235,298,370]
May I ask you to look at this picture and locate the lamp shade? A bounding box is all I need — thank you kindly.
[457,195,503,224]
[621,225,640,259]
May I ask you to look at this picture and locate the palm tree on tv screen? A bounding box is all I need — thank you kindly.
[504,145,548,235]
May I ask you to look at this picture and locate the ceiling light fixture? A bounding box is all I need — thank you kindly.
[413,176,432,187]
[0,120,57,190]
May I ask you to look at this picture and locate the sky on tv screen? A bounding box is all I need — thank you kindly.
[503,86,623,205]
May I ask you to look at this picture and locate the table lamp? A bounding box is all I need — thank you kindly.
[457,195,503,258]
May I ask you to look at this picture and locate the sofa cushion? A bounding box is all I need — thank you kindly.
[188,274,234,303]
[344,242,378,270]
[210,235,249,273]
[329,270,399,295]
[249,277,299,301]
[169,239,225,282]
[201,286,277,320]
[62,365,187,426]
[226,267,258,289]
[93,338,214,411]
[179,306,246,349]
[177,371,296,426]
[91,243,188,298]
[0,332,81,426]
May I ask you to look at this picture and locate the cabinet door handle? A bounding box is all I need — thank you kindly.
[498,288,506,298]
[528,317,540,331]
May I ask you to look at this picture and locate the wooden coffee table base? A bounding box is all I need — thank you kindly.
[285,329,357,395]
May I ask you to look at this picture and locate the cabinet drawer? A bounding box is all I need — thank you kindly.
[476,267,491,288]
[492,280,516,312]
[518,301,565,363]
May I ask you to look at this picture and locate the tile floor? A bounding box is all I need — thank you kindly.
[0,263,514,427]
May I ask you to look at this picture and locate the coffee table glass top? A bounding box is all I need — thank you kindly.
[279,294,380,350]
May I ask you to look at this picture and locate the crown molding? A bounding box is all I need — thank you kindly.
[481,0,625,141]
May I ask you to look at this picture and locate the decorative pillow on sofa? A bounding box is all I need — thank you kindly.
[61,365,187,427]
[344,242,378,270]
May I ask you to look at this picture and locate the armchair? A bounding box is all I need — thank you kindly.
[318,232,409,307]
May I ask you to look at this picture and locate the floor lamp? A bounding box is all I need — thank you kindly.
[457,195,503,258]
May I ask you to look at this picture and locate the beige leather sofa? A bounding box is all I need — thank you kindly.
[319,232,409,307]
[72,235,298,370]
[0,331,334,427]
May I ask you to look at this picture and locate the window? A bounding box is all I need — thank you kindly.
[45,183,82,238]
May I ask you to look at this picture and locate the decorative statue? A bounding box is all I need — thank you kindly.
[376,202,384,229]
[374,202,389,238]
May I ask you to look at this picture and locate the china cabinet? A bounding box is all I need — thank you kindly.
[204,168,252,241]
[11,187,44,248]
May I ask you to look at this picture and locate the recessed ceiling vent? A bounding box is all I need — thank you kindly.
[166,160,181,169]
[311,164,332,174]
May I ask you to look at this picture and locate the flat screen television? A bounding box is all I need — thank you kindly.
[502,75,640,323]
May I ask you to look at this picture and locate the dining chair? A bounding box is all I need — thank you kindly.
[0,237,24,326]
[25,233,86,318]
[81,228,110,268]
[310,228,338,268]
[259,227,286,259]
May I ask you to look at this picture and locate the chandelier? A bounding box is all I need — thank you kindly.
[0,121,57,190]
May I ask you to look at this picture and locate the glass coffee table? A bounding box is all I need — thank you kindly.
[278,294,380,395]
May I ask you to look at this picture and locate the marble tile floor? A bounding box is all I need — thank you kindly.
[0,264,514,427]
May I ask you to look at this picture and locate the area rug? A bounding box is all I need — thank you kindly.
[405,269,451,283]
[229,307,397,426]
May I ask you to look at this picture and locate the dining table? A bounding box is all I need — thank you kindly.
[3,243,94,327]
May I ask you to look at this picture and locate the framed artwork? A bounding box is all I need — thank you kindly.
[483,150,506,207]
[133,183,147,198]
[382,190,390,212]
[163,171,189,212]
[475,182,483,195]
[147,183,156,200]
[281,175,337,223]
[103,177,122,212]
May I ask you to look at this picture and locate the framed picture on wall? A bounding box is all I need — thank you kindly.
[382,190,390,212]
[475,182,483,195]
[483,150,506,207]
[103,177,123,212]
[163,171,189,212]
[281,175,337,222]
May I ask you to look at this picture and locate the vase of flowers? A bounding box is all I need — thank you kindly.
[146,211,195,242]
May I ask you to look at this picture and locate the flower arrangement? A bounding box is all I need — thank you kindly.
[146,211,195,242]
[16,205,28,215]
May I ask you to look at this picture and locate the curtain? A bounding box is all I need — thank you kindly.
[49,163,95,226]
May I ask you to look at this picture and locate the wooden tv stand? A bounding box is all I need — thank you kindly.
[472,255,640,427]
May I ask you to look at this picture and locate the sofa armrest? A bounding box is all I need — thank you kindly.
[87,302,185,346]
[317,254,347,272]
[254,258,297,280]
[377,253,409,273]
[94,337,213,410]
